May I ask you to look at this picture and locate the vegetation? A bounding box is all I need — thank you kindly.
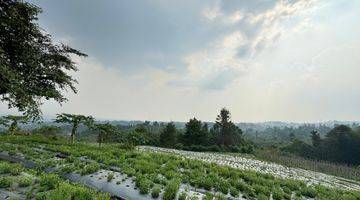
[0,115,29,134]
[283,125,360,165]
[1,135,359,200]
[0,0,86,119]
[55,113,94,143]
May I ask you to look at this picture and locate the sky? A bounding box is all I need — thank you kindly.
[1,0,360,122]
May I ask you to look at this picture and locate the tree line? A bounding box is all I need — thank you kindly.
[282,125,360,165]
[0,108,253,153]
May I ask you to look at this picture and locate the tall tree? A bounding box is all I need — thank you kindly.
[0,115,29,135]
[54,114,94,143]
[0,0,86,119]
[160,122,177,147]
[212,108,243,146]
[184,118,208,146]
[310,130,321,147]
[92,123,117,147]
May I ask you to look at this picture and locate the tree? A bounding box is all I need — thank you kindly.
[310,130,321,147]
[0,115,29,134]
[54,114,94,143]
[0,1,86,119]
[183,118,208,146]
[212,108,243,146]
[160,122,177,147]
[92,123,117,147]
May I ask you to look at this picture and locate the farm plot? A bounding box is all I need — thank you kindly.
[139,146,360,191]
[1,135,360,200]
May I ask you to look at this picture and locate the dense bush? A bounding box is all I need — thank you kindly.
[163,179,180,200]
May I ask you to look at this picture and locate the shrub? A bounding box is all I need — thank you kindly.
[178,192,187,200]
[59,165,76,174]
[80,163,100,175]
[39,174,61,191]
[36,182,110,200]
[272,187,284,200]
[215,178,230,194]
[163,179,180,200]
[214,194,227,200]
[18,176,32,187]
[203,192,214,200]
[0,162,12,174]
[107,172,114,182]
[151,186,161,198]
[257,193,269,200]
[253,184,270,196]
[138,178,152,194]
[0,177,12,188]
[230,187,239,197]
[301,186,317,198]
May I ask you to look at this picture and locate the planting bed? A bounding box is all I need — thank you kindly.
[1,135,360,200]
[139,146,360,191]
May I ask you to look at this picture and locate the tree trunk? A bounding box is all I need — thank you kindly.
[71,123,78,144]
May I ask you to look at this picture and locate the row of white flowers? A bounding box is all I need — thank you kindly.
[138,146,360,191]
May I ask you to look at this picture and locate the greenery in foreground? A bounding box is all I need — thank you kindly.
[0,135,360,200]
[0,160,109,199]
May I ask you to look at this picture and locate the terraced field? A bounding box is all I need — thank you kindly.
[1,135,360,200]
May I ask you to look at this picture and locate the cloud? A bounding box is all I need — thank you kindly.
[171,0,319,90]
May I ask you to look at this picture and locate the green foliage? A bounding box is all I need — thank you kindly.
[80,163,100,175]
[163,179,180,200]
[212,108,243,146]
[230,187,239,197]
[178,191,187,200]
[0,177,12,188]
[272,187,285,200]
[301,186,317,198]
[137,177,152,194]
[183,118,208,146]
[0,0,86,119]
[55,113,94,143]
[151,186,161,198]
[160,123,177,147]
[0,161,12,174]
[0,115,29,134]
[0,161,22,175]
[36,182,110,200]
[107,172,114,182]
[18,176,32,187]
[39,174,61,191]
[92,123,118,147]
[2,134,360,200]
[283,125,360,166]
[203,192,214,200]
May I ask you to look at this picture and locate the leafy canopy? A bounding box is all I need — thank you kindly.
[0,0,86,119]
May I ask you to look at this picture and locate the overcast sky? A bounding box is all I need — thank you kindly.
[1,0,360,122]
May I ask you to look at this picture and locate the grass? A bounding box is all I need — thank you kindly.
[1,135,360,200]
